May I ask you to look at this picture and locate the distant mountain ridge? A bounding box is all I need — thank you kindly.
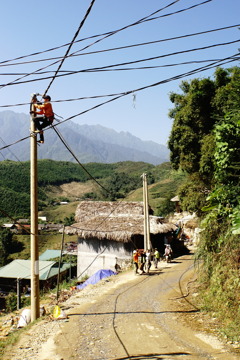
[0,111,169,164]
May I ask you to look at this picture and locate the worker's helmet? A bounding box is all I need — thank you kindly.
[43,95,51,101]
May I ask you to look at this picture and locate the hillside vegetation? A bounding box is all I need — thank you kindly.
[0,160,185,265]
[168,66,240,340]
[0,160,183,222]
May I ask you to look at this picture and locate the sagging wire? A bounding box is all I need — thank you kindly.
[0,38,239,88]
[0,0,214,90]
[0,52,239,154]
[0,0,214,68]
[44,0,96,95]
[1,23,239,69]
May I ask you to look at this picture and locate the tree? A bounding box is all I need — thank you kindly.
[0,229,13,266]
[168,77,216,173]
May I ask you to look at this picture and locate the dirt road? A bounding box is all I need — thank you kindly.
[6,252,240,360]
[55,253,239,360]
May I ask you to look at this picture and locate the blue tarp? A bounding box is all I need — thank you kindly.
[77,269,117,290]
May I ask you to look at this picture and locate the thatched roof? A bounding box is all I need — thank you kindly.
[64,201,177,242]
[75,201,145,221]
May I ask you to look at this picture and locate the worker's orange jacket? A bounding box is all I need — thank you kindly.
[34,102,54,119]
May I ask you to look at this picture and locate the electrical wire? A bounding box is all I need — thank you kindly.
[52,127,111,195]
[0,0,96,92]
[0,0,214,68]
[0,39,239,88]
[0,0,214,91]
[0,52,239,154]
[1,23,238,69]
[44,0,96,96]
[0,0,181,66]
[0,54,239,109]
[1,56,240,78]
[0,135,24,163]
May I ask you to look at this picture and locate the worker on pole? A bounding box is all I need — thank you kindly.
[31,94,54,144]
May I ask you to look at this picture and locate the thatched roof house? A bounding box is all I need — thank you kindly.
[65,201,178,278]
[64,201,177,243]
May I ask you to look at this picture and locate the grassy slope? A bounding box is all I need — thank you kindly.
[3,161,186,260]
[41,162,186,219]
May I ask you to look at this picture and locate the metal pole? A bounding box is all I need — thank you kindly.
[30,95,40,321]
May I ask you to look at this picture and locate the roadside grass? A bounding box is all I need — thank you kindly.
[197,246,240,343]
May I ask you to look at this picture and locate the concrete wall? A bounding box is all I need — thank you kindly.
[77,238,133,278]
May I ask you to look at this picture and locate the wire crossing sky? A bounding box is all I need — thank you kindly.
[0,0,239,145]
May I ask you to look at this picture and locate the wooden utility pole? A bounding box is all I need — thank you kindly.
[142,173,151,251]
[16,278,21,310]
[144,174,151,250]
[30,95,40,321]
[56,226,65,303]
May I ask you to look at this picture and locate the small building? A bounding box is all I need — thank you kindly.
[0,259,71,295]
[64,201,177,278]
[39,249,62,261]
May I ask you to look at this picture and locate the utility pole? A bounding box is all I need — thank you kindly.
[16,278,21,310]
[142,173,151,251]
[56,226,65,303]
[144,174,151,250]
[30,95,40,321]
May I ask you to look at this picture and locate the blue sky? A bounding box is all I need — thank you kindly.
[0,0,239,145]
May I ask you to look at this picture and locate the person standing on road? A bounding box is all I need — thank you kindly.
[154,248,160,269]
[139,251,147,274]
[164,244,173,262]
[133,249,139,274]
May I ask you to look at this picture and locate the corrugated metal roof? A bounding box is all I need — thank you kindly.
[0,260,70,280]
[39,250,61,261]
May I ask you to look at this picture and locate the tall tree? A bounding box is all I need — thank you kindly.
[168,68,233,175]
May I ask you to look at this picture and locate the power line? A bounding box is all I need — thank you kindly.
[0,0,214,69]
[1,39,239,88]
[44,0,96,96]
[0,55,239,109]
[0,0,214,91]
[0,0,181,67]
[0,52,238,154]
[1,21,239,69]
[0,0,96,92]
[2,57,240,78]
[52,127,111,195]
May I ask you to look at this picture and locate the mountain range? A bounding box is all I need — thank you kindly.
[0,111,169,164]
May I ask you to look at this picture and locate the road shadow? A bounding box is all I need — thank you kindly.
[110,352,191,359]
[68,309,199,317]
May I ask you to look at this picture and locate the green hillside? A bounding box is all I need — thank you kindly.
[0,160,183,222]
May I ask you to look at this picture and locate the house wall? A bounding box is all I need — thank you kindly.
[77,238,134,278]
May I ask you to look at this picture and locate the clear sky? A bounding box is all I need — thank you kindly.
[0,0,239,145]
